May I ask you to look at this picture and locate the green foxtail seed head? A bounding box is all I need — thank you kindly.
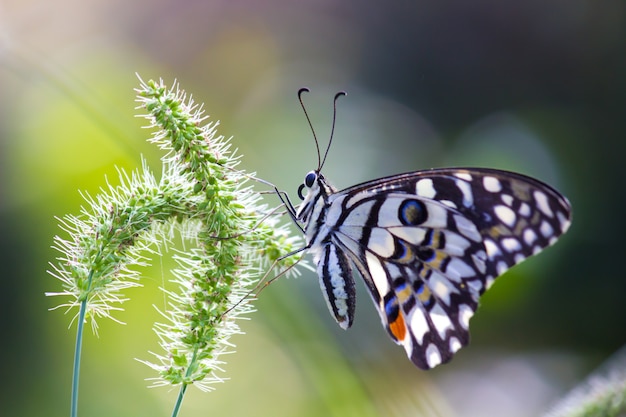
[48,76,304,391]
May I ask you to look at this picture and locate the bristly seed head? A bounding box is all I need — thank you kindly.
[48,76,305,391]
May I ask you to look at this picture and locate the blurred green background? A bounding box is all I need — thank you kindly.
[1,1,624,416]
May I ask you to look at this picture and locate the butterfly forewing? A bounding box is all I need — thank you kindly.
[296,168,571,369]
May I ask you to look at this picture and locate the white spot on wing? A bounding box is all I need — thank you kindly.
[455,179,474,207]
[344,191,371,209]
[365,252,389,295]
[557,211,570,233]
[454,172,472,181]
[485,276,495,289]
[430,304,454,339]
[523,229,537,245]
[540,220,554,238]
[467,279,484,295]
[449,337,462,354]
[334,230,363,257]
[426,344,442,368]
[519,202,531,217]
[497,261,508,275]
[484,239,500,258]
[416,179,436,198]
[446,258,476,279]
[458,304,474,329]
[441,231,471,256]
[501,194,514,206]
[376,198,406,227]
[472,250,487,274]
[409,309,429,344]
[428,271,457,303]
[337,225,363,244]
[388,226,427,246]
[400,329,415,358]
[424,205,448,228]
[367,228,395,257]
[494,205,517,227]
[454,215,482,242]
[342,200,376,226]
[534,190,553,217]
[483,176,502,192]
[502,237,521,252]
[386,263,402,281]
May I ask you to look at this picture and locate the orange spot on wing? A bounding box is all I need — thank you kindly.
[388,312,407,342]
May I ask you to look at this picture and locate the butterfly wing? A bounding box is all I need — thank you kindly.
[324,168,571,369]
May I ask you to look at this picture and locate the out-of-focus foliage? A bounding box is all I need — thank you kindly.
[1,1,624,416]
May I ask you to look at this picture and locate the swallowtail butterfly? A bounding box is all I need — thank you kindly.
[283,89,572,370]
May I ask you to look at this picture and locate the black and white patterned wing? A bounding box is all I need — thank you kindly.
[327,168,571,369]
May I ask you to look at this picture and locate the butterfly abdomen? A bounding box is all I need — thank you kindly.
[315,243,356,329]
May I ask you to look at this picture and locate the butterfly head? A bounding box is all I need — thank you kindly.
[295,169,338,225]
[297,170,320,200]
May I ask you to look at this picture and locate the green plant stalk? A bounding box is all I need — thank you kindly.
[171,383,187,417]
[71,258,99,417]
[48,77,304,416]
[171,349,197,417]
[70,298,87,417]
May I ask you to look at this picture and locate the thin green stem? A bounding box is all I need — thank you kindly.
[70,258,98,417]
[170,348,198,417]
[71,299,87,417]
[171,383,188,417]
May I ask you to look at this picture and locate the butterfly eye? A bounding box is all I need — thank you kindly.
[304,171,317,187]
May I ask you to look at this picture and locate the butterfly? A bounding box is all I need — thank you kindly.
[281,88,572,370]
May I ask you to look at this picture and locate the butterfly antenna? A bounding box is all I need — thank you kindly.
[320,91,346,170]
[298,87,321,169]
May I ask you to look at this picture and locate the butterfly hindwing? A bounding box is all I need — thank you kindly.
[297,168,571,369]
[331,193,486,368]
